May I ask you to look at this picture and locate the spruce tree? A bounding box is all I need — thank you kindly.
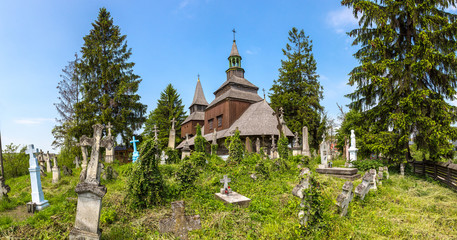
[143,84,186,149]
[343,0,457,162]
[73,8,147,144]
[270,27,325,151]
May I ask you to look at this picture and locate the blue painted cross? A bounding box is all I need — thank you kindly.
[130,136,140,163]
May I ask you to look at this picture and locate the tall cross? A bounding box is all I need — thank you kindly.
[232,28,236,41]
[25,144,39,168]
[106,122,113,136]
[197,74,200,80]
[170,118,177,130]
[153,124,160,140]
[130,136,140,153]
[220,175,231,191]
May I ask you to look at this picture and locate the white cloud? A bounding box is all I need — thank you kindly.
[327,8,359,34]
[15,118,54,125]
[445,5,457,12]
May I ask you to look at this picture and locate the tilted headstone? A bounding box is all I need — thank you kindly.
[168,118,177,149]
[369,169,377,191]
[336,181,354,216]
[383,166,389,179]
[52,156,60,184]
[159,201,201,240]
[292,168,311,226]
[25,145,49,211]
[74,156,80,169]
[45,151,52,173]
[70,124,114,240]
[302,126,310,157]
[355,172,373,200]
[105,122,115,163]
[130,136,140,163]
[348,130,358,167]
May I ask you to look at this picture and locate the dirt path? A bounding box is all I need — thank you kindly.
[0,205,33,222]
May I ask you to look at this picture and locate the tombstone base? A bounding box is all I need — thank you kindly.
[181,150,191,159]
[316,167,360,180]
[34,200,50,211]
[292,148,301,156]
[215,191,251,207]
[69,227,101,240]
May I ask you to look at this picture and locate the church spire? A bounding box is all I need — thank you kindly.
[190,75,208,107]
[227,29,244,78]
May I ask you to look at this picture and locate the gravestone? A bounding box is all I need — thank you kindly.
[105,122,115,163]
[292,132,301,156]
[211,129,217,155]
[0,132,11,199]
[70,124,114,240]
[130,136,140,163]
[77,137,90,176]
[159,201,201,240]
[102,165,118,180]
[37,150,45,172]
[45,151,52,173]
[355,172,373,200]
[378,167,384,184]
[270,135,278,159]
[315,167,360,180]
[319,135,328,168]
[255,137,261,154]
[292,168,311,226]
[245,137,253,152]
[302,126,310,157]
[383,166,389,179]
[168,118,177,149]
[215,175,251,207]
[160,151,167,165]
[74,156,80,169]
[400,163,405,176]
[348,130,358,167]
[52,157,60,184]
[369,169,377,191]
[336,181,354,216]
[25,145,49,211]
[62,165,73,176]
[181,134,191,159]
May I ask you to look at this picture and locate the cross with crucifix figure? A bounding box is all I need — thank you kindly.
[170,118,177,130]
[159,201,201,240]
[130,136,140,163]
[220,175,232,195]
[153,124,160,140]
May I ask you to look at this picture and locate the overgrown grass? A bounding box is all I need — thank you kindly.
[0,155,456,239]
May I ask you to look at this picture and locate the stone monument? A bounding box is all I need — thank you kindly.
[319,134,328,168]
[302,126,310,157]
[292,132,301,156]
[336,181,354,216]
[104,122,115,163]
[130,136,140,163]
[0,132,10,199]
[400,163,405,176]
[369,169,377,191]
[292,168,311,226]
[215,175,251,207]
[74,156,80,169]
[270,135,277,159]
[25,144,49,211]
[383,166,389,179]
[70,124,114,240]
[355,172,373,200]
[255,137,261,154]
[168,118,177,149]
[181,134,191,159]
[348,130,358,167]
[52,156,60,184]
[159,201,201,240]
[45,151,52,173]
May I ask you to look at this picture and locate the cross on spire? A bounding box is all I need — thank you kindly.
[232,28,236,41]
[262,88,265,99]
[197,73,200,81]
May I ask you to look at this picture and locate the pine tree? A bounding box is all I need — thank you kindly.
[73,8,147,144]
[270,27,325,150]
[342,0,457,162]
[143,84,186,149]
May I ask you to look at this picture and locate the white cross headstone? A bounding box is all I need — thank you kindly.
[25,144,49,211]
[348,130,358,167]
[220,175,232,194]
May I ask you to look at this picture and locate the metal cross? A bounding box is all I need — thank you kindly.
[232,28,236,41]
[262,88,265,99]
[130,136,140,152]
[220,175,231,190]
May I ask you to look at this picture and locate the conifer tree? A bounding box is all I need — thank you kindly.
[143,84,186,149]
[343,0,457,162]
[72,8,147,144]
[270,27,325,150]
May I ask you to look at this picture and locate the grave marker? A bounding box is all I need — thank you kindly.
[369,169,377,191]
[74,156,80,169]
[168,118,176,149]
[302,126,310,157]
[159,201,201,240]
[25,144,49,211]
[130,136,140,163]
[355,172,373,200]
[105,122,115,163]
[215,175,250,207]
[348,130,358,167]
[336,181,354,216]
[52,156,60,184]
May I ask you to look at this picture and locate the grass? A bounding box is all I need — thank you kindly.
[0,155,456,239]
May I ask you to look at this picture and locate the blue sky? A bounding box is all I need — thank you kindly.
[0,0,367,152]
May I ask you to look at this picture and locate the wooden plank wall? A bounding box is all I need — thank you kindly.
[412,160,457,191]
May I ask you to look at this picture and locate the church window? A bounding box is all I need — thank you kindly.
[217,115,223,127]
[209,119,214,129]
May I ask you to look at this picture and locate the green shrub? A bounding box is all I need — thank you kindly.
[2,143,29,179]
[194,124,207,154]
[300,174,328,235]
[352,159,384,172]
[125,138,165,209]
[176,158,200,189]
[255,157,270,179]
[278,136,289,160]
[211,144,218,155]
[165,147,179,164]
[100,208,117,224]
[190,151,206,167]
[224,129,244,164]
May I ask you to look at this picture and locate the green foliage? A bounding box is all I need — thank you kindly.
[194,124,207,154]
[352,159,384,172]
[100,208,117,224]
[189,151,206,167]
[143,84,186,149]
[255,158,271,179]
[125,138,165,209]
[269,27,325,151]
[57,144,80,169]
[342,0,457,163]
[72,7,147,143]
[176,158,200,189]
[278,136,289,160]
[211,144,218,155]
[224,129,244,164]
[1,143,29,179]
[300,174,328,235]
[164,147,179,164]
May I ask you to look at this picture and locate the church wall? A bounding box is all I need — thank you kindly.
[204,100,230,133]
[228,100,251,126]
[181,120,204,138]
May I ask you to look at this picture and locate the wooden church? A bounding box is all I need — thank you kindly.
[177,37,293,154]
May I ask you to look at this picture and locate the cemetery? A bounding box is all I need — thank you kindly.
[1,1,457,239]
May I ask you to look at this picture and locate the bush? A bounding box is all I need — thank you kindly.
[125,138,165,209]
[165,147,179,164]
[194,124,207,154]
[278,136,289,160]
[2,143,29,179]
[176,158,200,189]
[189,151,206,167]
[352,159,384,172]
[225,129,244,164]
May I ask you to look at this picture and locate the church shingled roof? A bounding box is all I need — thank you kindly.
[229,40,240,57]
[191,79,208,106]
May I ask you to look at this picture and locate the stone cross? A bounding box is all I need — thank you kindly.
[355,172,373,200]
[25,144,49,211]
[369,169,377,191]
[293,132,299,148]
[336,181,354,216]
[159,201,201,240]
[256,137,260,153]
[130,136,140,163]
[74,156,80,168]
[104,122,116,163]
[77,136,92,173]
[292,168,311,226]
[170,118,176,130]
[212,128,217,145]
[220,175,232,195]
[302,126,310,157]
[378,166,384,181]
[153,124,160,140]
[169,119,177,149]
[383,166,389,179]
[45,151,52,173]
[106,122,113,136]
